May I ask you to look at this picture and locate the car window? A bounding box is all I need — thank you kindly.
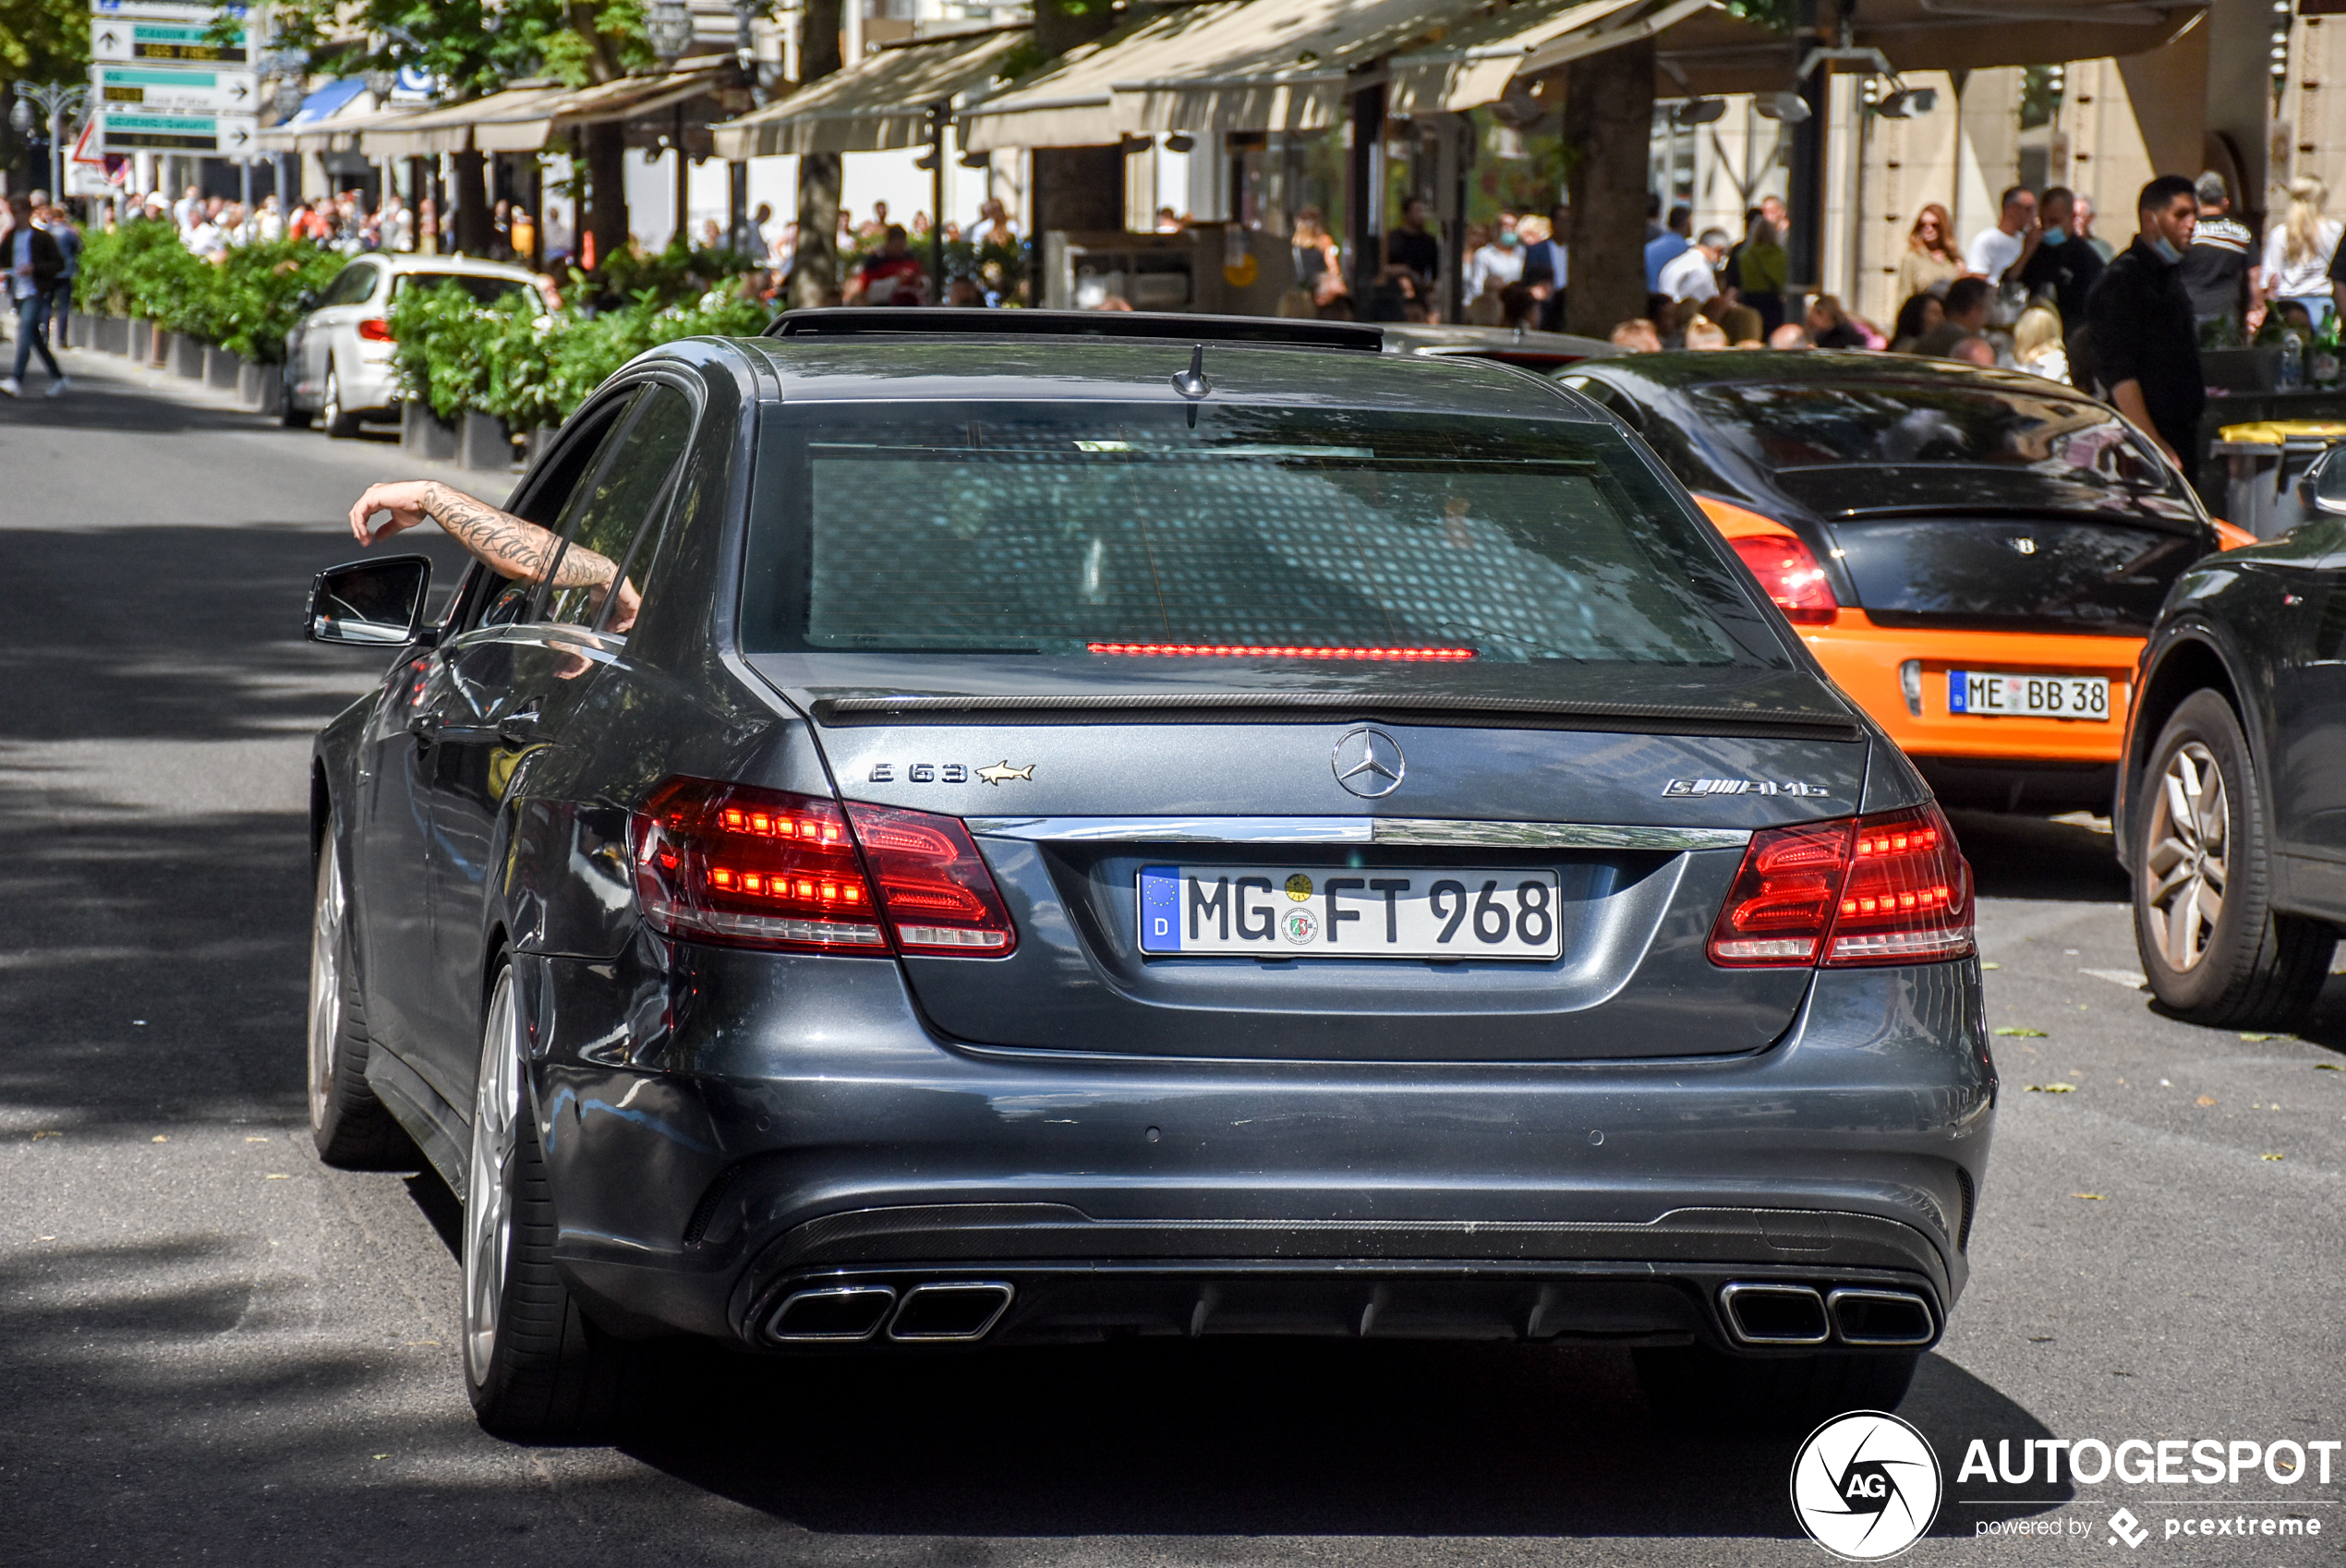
[320,264,376,308]
[753,401,1775,669]
[540,384,695,633]
[453,394,641,635]
[393,271,540,308]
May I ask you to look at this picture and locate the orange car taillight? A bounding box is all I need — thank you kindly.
[844,802,1016,955]
[357,317,395,343]
[1708,804,1972,968]
[629,779,1015,957]
[1731,534,1838,624]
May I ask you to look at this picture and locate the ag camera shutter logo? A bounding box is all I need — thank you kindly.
[1790,1410,1943,1560]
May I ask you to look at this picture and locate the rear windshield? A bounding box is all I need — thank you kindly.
[393,272,537,308]
[1683,381,2190,501]
[744,401,1777,668]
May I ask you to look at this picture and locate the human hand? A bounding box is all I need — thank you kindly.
[347,480,436,546]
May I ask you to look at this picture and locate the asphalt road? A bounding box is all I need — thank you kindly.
[4,347,2342,1567]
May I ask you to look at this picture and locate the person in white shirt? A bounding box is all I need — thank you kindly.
[377,192,414,252]
[1464,214,1525,301]
[2257,175,2342,329]
[253,195,284,244]
[1965,186,2037,282]
[187,212,226,259]
[1658,227,1728,304]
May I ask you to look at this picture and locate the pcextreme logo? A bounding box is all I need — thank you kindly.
[1791,1411,1945,1561]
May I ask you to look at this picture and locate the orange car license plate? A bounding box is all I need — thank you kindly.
[1947,671,2111,719]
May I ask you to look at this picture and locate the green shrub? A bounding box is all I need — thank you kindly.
[74,222,342,361]
[215,242,345,364]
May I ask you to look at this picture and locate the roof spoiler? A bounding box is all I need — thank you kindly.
[764,308,1385,353]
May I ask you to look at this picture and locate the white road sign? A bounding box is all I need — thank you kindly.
[94,108,259,154]
[95,65,258,113]
[91,16,250,65]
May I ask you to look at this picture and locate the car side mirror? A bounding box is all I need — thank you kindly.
[296,288,320,312]
[308,556,433,645]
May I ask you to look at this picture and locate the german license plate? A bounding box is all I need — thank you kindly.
[1946,671,2111,720]
[1138,865,1563,959]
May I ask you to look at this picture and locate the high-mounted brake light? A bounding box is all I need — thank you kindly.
[630,778,1015,957]
[1708,803,1971,968]
[1730,534,1838,625]
[1086,644,1474,661]
[357,318,396,343]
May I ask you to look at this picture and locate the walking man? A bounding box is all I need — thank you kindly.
[2086,175,2203,479]
[5,195,70,398]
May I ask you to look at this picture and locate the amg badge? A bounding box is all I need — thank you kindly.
[1663,778,1832,798]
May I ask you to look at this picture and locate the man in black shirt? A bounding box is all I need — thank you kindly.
[2184,171,2252,332]
[2086,175,2204,480]
[1519,203,1570,331]
[2015,186,2104,326]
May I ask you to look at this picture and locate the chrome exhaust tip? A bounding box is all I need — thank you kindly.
[1718,1282,1831,1345]
[1827,1287,1937,1346]
[767,1284,897,1343]
[888,1281,1014,1342]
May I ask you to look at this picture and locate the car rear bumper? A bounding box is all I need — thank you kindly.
[515,942,1995,1354]
[1800,611,2140,766]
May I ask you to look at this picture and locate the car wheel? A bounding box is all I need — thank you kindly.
[462,960,643,1441]
[307,828,414,1167]
[279,365,312,428]
[321,364,363,439]
[2132,690,2334,1028]
[1632,1345,1920,1429]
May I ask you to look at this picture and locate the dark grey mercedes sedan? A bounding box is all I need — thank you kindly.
[304,309,1994,1441]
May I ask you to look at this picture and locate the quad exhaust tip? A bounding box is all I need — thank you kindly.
[765,1282,1016,1345]
[1719,1283,1937,1347]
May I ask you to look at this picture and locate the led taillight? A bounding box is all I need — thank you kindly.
[1730,534,1838,625]
[631,779,885,952]
[1708,804,1972,968]
[845,802,1017,955]
[357,317,395,343]
[629,779,1016,958]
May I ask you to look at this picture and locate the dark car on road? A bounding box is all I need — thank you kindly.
[2115,446,2346,1028]
[304,311,1994,1441]
[1558,352,2254,814]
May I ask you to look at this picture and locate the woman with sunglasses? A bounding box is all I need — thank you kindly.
[1897,203,1965,303]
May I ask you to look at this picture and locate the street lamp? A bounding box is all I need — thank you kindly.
[647,0,696,64]
[9,81,90,203]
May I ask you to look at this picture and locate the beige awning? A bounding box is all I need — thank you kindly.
[359,62,729,157]
[710,27,1028,159]
[961,2,1248,151]
[1386,0,1710,115]
[258,96,417,154]
[1654,0,2199,97]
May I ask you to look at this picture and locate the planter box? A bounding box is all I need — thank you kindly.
[237,359,281,412]
[518,425,558,467]
[401,400,461,462]
[204,345,240,391]
[128,319,151,361]
[96,315,127,356]
[459,411,514,472]
[67,313,91,350]
[170,333,206,380]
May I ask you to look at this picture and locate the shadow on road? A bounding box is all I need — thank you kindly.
[1946,810,2129,903]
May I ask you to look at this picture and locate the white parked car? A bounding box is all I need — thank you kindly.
[281,253,551,437]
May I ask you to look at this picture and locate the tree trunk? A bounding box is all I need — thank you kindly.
[583,122,629,272]
[452,150,492,256]
[789,0,845,306]
[1563,36,1655,340]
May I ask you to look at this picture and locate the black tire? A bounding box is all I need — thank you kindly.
[463,962,646,1442]
[321,364,363,439]
[308,828,415,1167]
[1634,1345,1920,1430]
[2131,690,2334,1029]
[279,367,312,428]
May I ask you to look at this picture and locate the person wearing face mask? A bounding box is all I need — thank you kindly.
[1466,213,1526,302]
[2013,186,2103,326]
[2085,174,2204,479]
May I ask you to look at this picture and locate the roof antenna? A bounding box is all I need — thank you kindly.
[1171,343,1211,400]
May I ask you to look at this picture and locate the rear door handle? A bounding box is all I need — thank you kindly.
[406,709,441,741]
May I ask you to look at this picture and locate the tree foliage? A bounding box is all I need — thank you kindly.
[0,0,87,81]
[263,0,660,97]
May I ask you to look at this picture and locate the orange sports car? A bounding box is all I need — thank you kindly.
[1558,353,2254,813]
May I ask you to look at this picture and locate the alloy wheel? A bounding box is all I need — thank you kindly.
[463,971,523,1386]
[306,850,343,1133]
[2143,741,2229,972]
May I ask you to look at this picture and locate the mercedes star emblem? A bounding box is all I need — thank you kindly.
[1332,727,1406,798]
